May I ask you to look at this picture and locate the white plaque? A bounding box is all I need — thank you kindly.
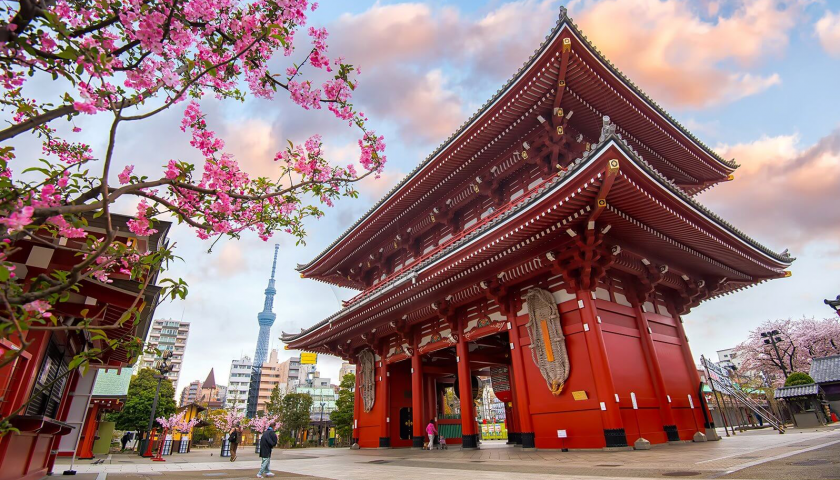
[557,429,568,438]
[631,392,638,410]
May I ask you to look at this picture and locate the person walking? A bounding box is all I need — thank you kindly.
[426,420,438,450]
[120,431,131,452]
[257,426,277,478]
[229,427,240,462]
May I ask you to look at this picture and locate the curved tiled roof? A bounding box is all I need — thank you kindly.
[810,355,840,384]
[283,128,790,345]
[774,384,821,399]
[297,7,735,275]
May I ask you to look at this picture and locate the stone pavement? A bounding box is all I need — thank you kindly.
[52,425,840,480]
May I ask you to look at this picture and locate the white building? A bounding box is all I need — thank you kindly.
[139,319,190,389]
[225,355,252,414]
[716,348,743,371]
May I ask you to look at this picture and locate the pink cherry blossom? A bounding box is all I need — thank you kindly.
[22,300,52,318]
[118,165,134,184]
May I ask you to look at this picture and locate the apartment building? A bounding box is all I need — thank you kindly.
[139,319,190,389]
[225,355,252,414]
[256,350,302,413]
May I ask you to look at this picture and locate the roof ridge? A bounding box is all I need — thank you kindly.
[297,6,739,276]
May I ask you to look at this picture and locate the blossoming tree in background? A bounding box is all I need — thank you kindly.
[0,0,385,433]
[213,409,249,434]
[249,414,281,435]
[734,317,840,387]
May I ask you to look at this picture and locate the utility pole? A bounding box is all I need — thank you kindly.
[760,330,788,379]
[143,350,173,456]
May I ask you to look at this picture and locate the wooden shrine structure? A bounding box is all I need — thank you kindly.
[282,7,793,450]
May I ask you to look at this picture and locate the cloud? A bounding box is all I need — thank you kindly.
[816,10,840,57]
[570,0,797,107]
[328,1,560,144]
[699,129,840,251]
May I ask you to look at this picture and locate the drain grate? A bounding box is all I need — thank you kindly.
[662,472,701,477]
[203,473,227,477]
[735,456,759,460]
[366,460,392,464]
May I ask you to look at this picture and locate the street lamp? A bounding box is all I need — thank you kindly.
[319,402,326,447]
[142,350,173,456]
[760,330,788,379]
[824,295,840,317]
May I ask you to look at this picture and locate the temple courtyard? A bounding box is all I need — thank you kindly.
[53,425,840,480]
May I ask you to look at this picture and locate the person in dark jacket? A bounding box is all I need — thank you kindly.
[228,427,240,462]
[257,426,277,478]
[120,431,131,452]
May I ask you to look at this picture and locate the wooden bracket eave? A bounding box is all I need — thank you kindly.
[552,37,572,128]
[589,158,620,223]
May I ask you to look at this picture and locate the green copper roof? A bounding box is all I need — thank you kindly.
[92,368,132,397]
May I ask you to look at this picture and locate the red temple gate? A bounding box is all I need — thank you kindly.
[283,7,792,450]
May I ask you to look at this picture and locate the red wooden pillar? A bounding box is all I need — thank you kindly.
[455,318,478,449]
[410,341,424,448]
[506,309,535,449]
[378,354,390,448]
[352,363,361,445]
[669,302,714,436]
[576,290,628,448]
[504,402,516,444]
[631,299,679,442]
[424,375,437,433]
[77,403,101,459]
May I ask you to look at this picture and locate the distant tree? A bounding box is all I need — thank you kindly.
[193,408,229,443]
[784,372,815,387]
[112,368,176,436]
[735,317,840,386]
[265,384,284,417]
[281,392,313,445]
[330,373,355,441]
[795,317,840,359]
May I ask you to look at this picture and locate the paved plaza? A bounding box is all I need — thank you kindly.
[52,426,840,480]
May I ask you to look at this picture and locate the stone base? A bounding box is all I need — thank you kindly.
[604,428,629,448]
[378,437,391,448]
[633,438,651,450]
[693,432,707,442]
[461,434,479,450]
[664,425,680,442]
[412,436,425,449]
[704,428,721,441]
[521,432,536,449]
[350,443,360,450]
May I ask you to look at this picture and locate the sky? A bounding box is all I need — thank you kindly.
[8,0,840,398]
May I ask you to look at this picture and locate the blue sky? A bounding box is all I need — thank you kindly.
[8,0,840,396]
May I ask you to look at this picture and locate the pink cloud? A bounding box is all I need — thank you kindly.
[699,129,840,251]
[816,10,840,57]
[328,1,560,144]
[570,0,797,107]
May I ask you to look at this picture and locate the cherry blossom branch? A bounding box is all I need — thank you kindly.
[120,33,268,122]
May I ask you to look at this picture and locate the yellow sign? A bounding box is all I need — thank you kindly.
[571,390,588,401]
[300,352,318,364]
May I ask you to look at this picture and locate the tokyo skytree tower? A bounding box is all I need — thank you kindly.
[246,244,278,417]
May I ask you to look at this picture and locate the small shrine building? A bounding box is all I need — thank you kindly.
[282,8,792,450]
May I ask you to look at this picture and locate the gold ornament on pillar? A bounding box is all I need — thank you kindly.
[525,288,570,396]
[359,349,376,413]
